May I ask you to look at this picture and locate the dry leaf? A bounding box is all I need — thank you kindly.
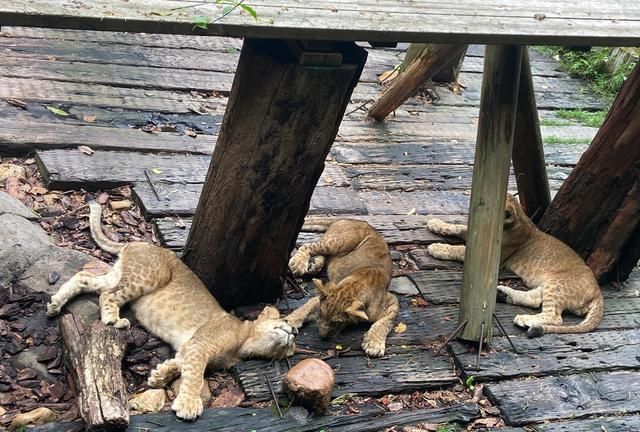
[411,297,429,308]
[387,401,403,412]
[184,129,197,138]
[407,208,417,215]
[211,386,245,408]
[83,115,96,123]
[6,98,27,110]
[30,186,48,195]
[78,145,94,155]
[378,68,399,83]
[394,322,407,334]
[150,168,162,174]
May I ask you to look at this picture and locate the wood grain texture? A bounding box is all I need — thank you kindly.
[2,1,640,46]
[458,45,523,342]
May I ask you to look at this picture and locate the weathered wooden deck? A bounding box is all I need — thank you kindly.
[2,27,639,430]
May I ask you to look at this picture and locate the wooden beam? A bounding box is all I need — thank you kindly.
[368,44,467,121]
[182,39,367,308]
[458,45,523,343]
[512,49,550,223]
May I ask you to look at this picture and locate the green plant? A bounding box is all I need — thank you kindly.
[555,109,607,128]
[436,424,457,432]
[465,375,476,391]
[192,0,257,29]
[539,118,572,127]
[544,135,592,145]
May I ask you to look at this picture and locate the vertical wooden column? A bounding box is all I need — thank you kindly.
[512,49,550,223]
[458,45,523,343]
[182,39,367,309]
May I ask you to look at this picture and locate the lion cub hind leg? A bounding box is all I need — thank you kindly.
[497,285,543,308]
[361,293,400,358]
[513,285,563,334]
[427,219,468,239]
[427,243,466,262]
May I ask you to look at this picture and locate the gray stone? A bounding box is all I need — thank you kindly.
[0,213,52,286]
[390,250,403,261]
[0,191,39,220]
[11,350,56,381]
[389,276,419,296]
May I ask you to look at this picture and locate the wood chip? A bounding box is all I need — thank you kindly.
[109,200,132,211]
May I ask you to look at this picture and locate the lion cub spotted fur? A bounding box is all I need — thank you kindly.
[286,218,399,357]
[46,202,297,420]
[426,193,604,337]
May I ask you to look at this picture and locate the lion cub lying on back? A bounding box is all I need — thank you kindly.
[47,202,297,420]
[286,218,399,357]
[426,193,604,337]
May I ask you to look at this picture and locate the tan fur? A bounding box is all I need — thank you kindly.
[286,218,399,357]
[426,194,604,337]
[47,202,296,420]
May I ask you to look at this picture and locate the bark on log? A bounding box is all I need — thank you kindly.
[59,314,129,431]
[368,44,468,121]
[539,61,640,283]
[182,39,367,308]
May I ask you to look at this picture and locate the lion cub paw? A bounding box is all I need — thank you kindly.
[288,254,309,277]
[427,243,454,260]
[513,314,540,329]
[172,394,203,421]
[46,299,62,317]
[102,316,131,330]
[362,337,386,358]
[427,218,451,235]
[496,285,512,303]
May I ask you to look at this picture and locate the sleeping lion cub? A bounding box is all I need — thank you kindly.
[46,202,297,420]
[427,193,604,337]
[286,218,399,357]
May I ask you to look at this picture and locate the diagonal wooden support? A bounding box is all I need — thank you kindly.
[512,49,550,223]
[182,38,367,308]
[458,45,523,343]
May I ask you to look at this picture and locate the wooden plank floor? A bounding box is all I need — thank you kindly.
[3,27,639,430]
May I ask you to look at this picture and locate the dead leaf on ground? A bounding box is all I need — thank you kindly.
[411,297,429,308]
[378,68,399,83]
[184,129,197,138]
[394,322,407,334]
[211,386,245,408]
[96,192,109,204]
[83,115,96,123]
[77,145,94,156]
[402,424,439,432]
[6,99,27,110]
[29,186,48,196]
[5,176,25,200]
[470,417,503,429]
[406,208,417,215]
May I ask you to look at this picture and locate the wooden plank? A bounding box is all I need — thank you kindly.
[495,415,640,432]
[485,371,640,426]
[2,1,640,46]
[359,190,470,215]
[450,329,640,382]
[331,142,588,166]
[344,164,571,192]
[0,76,227,113]
[3,121,216,156]
[123,402,479,432]
[235,350,458,401]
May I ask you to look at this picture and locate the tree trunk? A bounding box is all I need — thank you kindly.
[60,315,129,431]
[458,45,523,343]
[539,61,640,283]
[368,44,468,121]
[182,39,367,309]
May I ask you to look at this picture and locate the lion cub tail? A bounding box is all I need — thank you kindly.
[300,217,335,232]
[88,201,126,255]
[527,293,604,337]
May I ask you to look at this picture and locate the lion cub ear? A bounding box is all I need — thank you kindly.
[345,300,369,321]
[258,306,281,320]
[312,278,328,297]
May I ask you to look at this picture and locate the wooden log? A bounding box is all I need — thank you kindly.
[458,45,523,342]
[433,45,468,82]
[539,61,640,283]
[368,44,468,121]
[59,314,129,431]
[511,49,550,223]
[182,39,367,308]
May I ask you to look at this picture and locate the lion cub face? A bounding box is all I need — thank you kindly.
[314,279,369,339]
[238,306,297,359]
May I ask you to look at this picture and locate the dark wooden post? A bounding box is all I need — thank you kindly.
[539,61,640,283]
[512,50,550,223]
[458,45,523,343]
[182,39,367,309]
[368,44,468,121]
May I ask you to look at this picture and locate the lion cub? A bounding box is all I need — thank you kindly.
[286,218,399,357]
[47,202,297,420]
[426,193,604,337]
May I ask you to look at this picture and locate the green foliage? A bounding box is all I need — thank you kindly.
[465,375,476,391]
[556,109,607,128]
[436,424,458,432]
[192,0,257,30]
[535,46,637,101]
[539,117,572,127]
[192,15,211,29]
[45,105,70,117]
[544,135,591,145]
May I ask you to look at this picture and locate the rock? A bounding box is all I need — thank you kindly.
[128,389,166,413]
[389,276,419,296]
[210,386,244,408]
[12,350,56,382]
[110,200,132,210]
[390,250,403,260]
[0,164,26,182]
[0,214,52,286]
[9,407,56,431]
[282,358,335,415]
[0,191,39,220]
[171,376,212,405]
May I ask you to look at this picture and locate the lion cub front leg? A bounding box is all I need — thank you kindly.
[285,296,320,329]
[148,357,182,388]
[427,244,466,262]
[427,218,468,239]
[171,341,210,421]
[361,293,400,357]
